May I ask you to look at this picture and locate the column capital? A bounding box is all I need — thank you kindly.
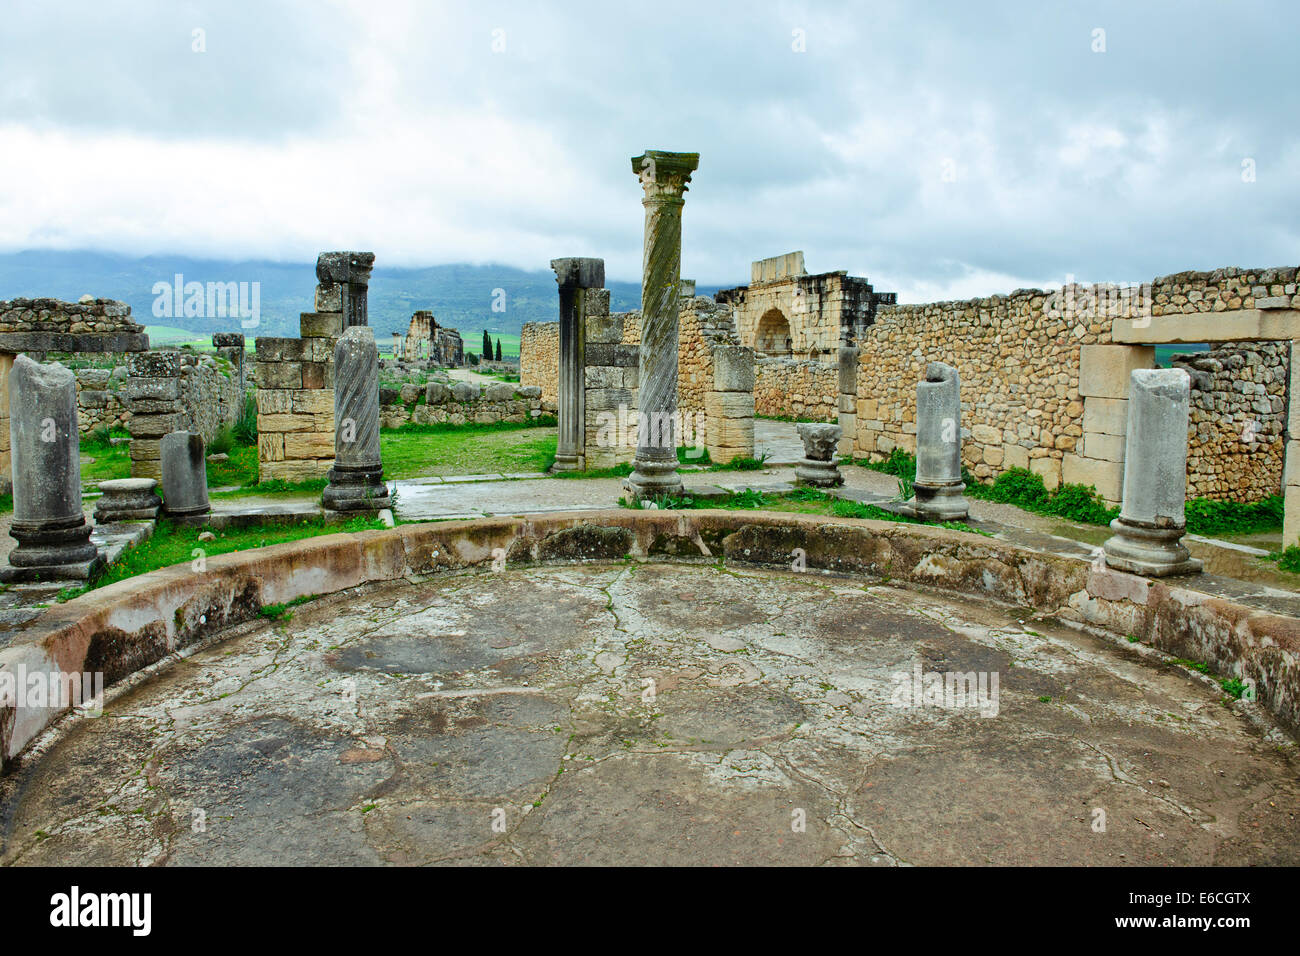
[316,251,376,287]
[550,257,605,290]
[631,150,699,202]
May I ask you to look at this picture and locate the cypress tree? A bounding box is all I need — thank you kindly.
[495,338,502,361]
[482,330,492,358]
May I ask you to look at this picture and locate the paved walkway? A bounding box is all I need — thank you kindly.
[5,563,1295,866]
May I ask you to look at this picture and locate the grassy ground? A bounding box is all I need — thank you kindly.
[380,420,557,478]
[61,514,386,600]
[79,429,133,483]
[620,486,988,535]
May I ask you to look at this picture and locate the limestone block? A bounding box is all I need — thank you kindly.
[259,433,285,462]
[293,390,335,415]
[586,311,625,345]
[705,391,754,420]
[257,390,293,414]
[1003,443,1029,470]
[1084,432,1126,463]
[300,312,343,338]
[1079,345,1155,399]
[1062,454,1122,502]
[1031,456,1061,491]
[255,338,305,362]
[258,413,317,433]
[259,363,303,390]
[1082,397,1129,436]
[712,345,756,392]
[302,362,326,390]
[127,413,183,438]
[284,432,335,459]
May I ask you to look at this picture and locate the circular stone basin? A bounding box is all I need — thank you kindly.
[2,563,1298,866]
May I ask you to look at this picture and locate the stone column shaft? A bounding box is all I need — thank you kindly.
[2,355,101,579]
[550,257,604,472]
[626,150,699,499]
[909,361,969,521]
[323,326,391,512]
[1103,368,1201,576]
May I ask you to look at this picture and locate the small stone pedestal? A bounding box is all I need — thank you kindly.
[94,478,162,523]
[1,355,102,581]
[907,361,969,522]
[161,431,211,518]
[795,423,843,487]
[1103,368,1202,577]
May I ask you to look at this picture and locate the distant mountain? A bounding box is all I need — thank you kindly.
[0,250,719,341]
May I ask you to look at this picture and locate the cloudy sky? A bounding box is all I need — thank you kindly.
[0,0,1296,301]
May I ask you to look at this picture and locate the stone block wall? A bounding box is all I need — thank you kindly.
[124,351,242,478]
[1177,343,1287,502]
[74,366,130,434]
[520,322,559,408]
[754,358,837,422]
[255,285,345,482]
[0,297,149,354]
[585,297,638,470]
[378,382,547,429]
[854,266,1298,502]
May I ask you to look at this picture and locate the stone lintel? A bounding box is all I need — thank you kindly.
[1112,308,1300,344]
[550,258,605,290]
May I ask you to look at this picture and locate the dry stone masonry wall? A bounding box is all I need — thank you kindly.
[755,358,837,422]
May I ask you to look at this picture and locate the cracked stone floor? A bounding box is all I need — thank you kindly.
[2,563,1297,866]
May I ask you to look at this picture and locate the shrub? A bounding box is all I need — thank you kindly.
[208,425,236,456]
[233,393,257,445]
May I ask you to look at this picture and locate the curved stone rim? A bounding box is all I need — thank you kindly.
[1,509,1296,770]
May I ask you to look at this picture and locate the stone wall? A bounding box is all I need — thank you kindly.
[754,358,837,422]
[125,351,242,478]
[1176,342,1288,502]
[378,381,547,429]
[854,266,1298,501]
[0,297,150,493]
[585,297,638,470]
[0,297,149,354]
[74,366,129,434]
[520,322,559,407]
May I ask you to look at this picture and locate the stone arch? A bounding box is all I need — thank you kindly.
[755,308,792,357]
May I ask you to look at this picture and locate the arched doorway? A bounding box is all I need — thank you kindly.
[754,308,792,357]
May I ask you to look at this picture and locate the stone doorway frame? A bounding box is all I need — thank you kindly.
[1087,304,1300,545]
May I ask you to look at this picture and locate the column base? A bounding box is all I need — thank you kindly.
[795,458,843,487]
[550,453,585,473]
[323,463,392,513]
[2,515,103,581]
[1103,518,1203,577]
[906,481,969,522]
[164,502,211,519]
[624,456,683,500]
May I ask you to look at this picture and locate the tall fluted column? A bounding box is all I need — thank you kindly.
[323,326,391,512]
[625,149,699,500]
[550,257,604,472]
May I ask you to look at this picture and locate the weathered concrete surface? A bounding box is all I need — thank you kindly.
[2,564,1296,866]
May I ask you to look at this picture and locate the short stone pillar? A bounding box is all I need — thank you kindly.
[837,346,859,458]
[316,252,375,330]
[391,332,402,361]
[323,326,391,512]
[160,431,211,518]
[706,344,756,464]
[625,149,699,500]
[909,362,969,521]
[1103,368,1202,577]
[2,356,101,580]
[550,257,604,472]
[94,478,161,523]
[795,423,843,487]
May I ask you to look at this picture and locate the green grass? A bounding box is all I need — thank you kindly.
[855,450,1283,536]
[62,514,387,598]
[143,325,228,350]
[0,492,11,514]
[380,418,557,479]
[618,485,988,535]
[80,427,133,483]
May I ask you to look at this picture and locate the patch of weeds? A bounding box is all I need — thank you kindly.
[1220,677,1248,700]
[1038,696,1052,703]
[259,593,318,622]
[709,453,770,472]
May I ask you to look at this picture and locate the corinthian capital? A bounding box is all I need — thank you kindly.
[631,150,699,203]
